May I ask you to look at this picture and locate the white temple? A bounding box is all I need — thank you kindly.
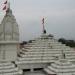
[0,1,75,75]
[0,3,22,75]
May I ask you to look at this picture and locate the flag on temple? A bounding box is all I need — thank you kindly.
[4,1,7,4]
[3,5,6,10]
[42,18,44,24]
[3,0,8,11]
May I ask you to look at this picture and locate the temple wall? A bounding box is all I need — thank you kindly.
[17,63,49,70]
[0,42,18,61]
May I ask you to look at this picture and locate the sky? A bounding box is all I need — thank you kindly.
[0,0,75,41]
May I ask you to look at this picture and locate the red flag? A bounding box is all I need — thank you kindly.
[3,6,6,10]
[42,18,44,24]
[4,1,7,4]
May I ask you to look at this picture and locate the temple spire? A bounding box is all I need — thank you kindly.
[42,18,46,34]
[0,0,19,61]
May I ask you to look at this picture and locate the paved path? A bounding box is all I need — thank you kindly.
[24,71,46,75]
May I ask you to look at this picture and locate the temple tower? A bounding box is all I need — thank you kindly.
[0,3,19,61]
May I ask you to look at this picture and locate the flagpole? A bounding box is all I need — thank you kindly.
[42,18,44,33]
[42,18,46,34]
[43,20,45,33]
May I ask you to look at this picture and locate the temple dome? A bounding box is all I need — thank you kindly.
[0,8,19,41]
[0,7,19,61]
[15,33,75,71]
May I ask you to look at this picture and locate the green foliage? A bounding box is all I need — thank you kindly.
[58,38,75,47]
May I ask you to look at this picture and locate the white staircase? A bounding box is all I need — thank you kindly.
[0,61,22,75]
[44,59,75,75]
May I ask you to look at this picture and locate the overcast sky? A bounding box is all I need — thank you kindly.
[0,0,75,41]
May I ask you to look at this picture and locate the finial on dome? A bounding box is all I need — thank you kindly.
[42,17,46,34]
[8,1,10,9]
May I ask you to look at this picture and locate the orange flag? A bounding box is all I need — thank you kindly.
[4,1,7,4]
[3,5,6,10]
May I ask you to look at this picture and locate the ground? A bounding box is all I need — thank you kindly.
[24,70,46,75]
